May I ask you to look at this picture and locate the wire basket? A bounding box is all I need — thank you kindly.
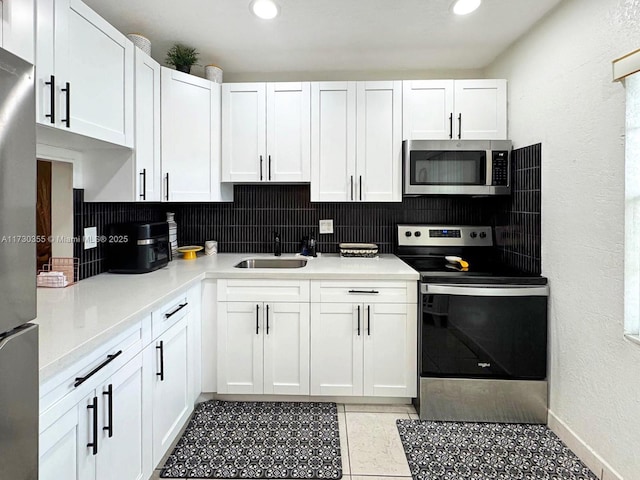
[37,257,79,288]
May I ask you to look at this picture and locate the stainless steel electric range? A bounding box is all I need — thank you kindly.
[396,224,549,424]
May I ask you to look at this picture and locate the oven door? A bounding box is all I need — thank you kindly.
[420,284,548,380]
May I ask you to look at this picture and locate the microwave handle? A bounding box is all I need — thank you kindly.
[422,284,549,297]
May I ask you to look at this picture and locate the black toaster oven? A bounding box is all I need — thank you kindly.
[106,222,170,274]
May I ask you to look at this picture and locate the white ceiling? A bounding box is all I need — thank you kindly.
[83,0,563,79]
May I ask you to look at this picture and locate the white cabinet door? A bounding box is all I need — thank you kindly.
[454,79,507,140]
[35,0,57,126]
[58,0,134,146]
[150,317,191,466]
[134,48,161,202]
[161,68,216,202]
[39,392,96,480]
[363,303,417,398]
[356,81,402,202]
[263,302,310,395]
[1,0,35,63]
[221,83,266,182]
[217,302,264,394]
[311,82,357,202]
[402,80,454,140]
[97,354,147,480]
[266,82,311,182]
[310,302,363,396]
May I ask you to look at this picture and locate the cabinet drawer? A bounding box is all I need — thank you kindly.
[151,292,190,339]
[311,280,416,304]
[40,319,146,416]
[218,279,310,303]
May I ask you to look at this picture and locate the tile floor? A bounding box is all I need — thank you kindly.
[150,403,418,480]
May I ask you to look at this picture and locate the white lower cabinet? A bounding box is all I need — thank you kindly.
[217,301,310,395]
[148,315,192,467]
[39,354,148,480]
[310,302,417,397]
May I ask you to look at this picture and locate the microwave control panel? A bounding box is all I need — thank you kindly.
[491,151,510,186]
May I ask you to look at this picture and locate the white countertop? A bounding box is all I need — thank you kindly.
[35,253,418,381]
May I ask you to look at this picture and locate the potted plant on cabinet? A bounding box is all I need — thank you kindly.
[165,44,199,74]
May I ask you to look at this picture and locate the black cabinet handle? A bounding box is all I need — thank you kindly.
[256,304,260,334]
[359,176,363,201]
[139,169,146,200]
[74,350,123,387]
[357,305,361,336]
[61,82,71,128]
[260,155,263,181]
[449,113,453,139]
[156,341,164,381]
[164,302,188,319]
[45,75,55,124]
[367,305,371,336]
[266,304,269,335]
[268,155,272,181]
[348,290,380,295]
[457,113,462,139]
[102,384,113,438]
[165,173,169,201]
[350,176,354,201]
[87,396,98,455]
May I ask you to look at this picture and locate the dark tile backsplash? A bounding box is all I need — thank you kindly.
[73,144,542,280]
[494,143,542,275]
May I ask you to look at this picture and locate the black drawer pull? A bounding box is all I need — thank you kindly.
[87,396,98,455]
[164,302,188,318]
[139,168,146,200]
[156,341,164,381]
[260,155,263,181]
[357,305,361,336]
[45,75,55,123]
[449,113,453,139]
[348,290,380,294]
[268,155,272,181]
[367,305,371,336]
[266,305,270,335]
[61,82,71,128]
[256,304,260,335]
[74,350,123,387]
[457,113,462,139]
[103,384,113,438]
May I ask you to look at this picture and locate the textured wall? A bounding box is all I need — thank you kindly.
[487,0,640,477]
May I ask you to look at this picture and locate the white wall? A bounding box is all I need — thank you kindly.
[487,0,640,478]
[50,161,74,258]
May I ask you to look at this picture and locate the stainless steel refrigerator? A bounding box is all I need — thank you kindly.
[0,48,38,479]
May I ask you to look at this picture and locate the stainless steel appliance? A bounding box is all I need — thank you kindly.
[396,224,549,423]
[403,140,512,196]
[0,48,39,479]
[106,222,171,273]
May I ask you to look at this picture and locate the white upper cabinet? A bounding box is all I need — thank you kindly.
[310,81,357,202]
[454,79,507,140]
[356,81,402,202]
[222,82,310,183]
[36,0,134,147]
[161,67,233,202]
[311,81,401,202]
[403,79,507,140]
[403,80,454,140]
[1,0,35,63]
[134,48,161,202]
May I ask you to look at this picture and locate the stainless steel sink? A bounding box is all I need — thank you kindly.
[234,258,308,269]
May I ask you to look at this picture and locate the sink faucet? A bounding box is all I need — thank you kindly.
[273,231,282,257]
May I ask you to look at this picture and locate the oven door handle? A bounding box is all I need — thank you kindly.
[422,284,549,297]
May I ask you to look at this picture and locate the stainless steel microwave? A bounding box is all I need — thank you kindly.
[403,140,512,196]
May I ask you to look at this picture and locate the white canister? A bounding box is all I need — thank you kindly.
[205,240,218,255]
[126,34,151,55]
[205,65,223,83]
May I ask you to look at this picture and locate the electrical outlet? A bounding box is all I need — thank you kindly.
[84,227,97,250]
[319,219,334,234]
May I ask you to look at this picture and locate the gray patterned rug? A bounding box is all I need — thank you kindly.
[396,419,598,480]
[160,401,343,479]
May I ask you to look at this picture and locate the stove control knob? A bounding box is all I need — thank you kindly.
[414,231,422,237]
[470,232,478,239]
[479,232,487,239]
[405,231,412,237]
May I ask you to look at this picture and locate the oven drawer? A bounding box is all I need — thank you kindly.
[311,280,417,304]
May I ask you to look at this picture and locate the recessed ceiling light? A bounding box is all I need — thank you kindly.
[250,0,279,19]
[452,0,482,16]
